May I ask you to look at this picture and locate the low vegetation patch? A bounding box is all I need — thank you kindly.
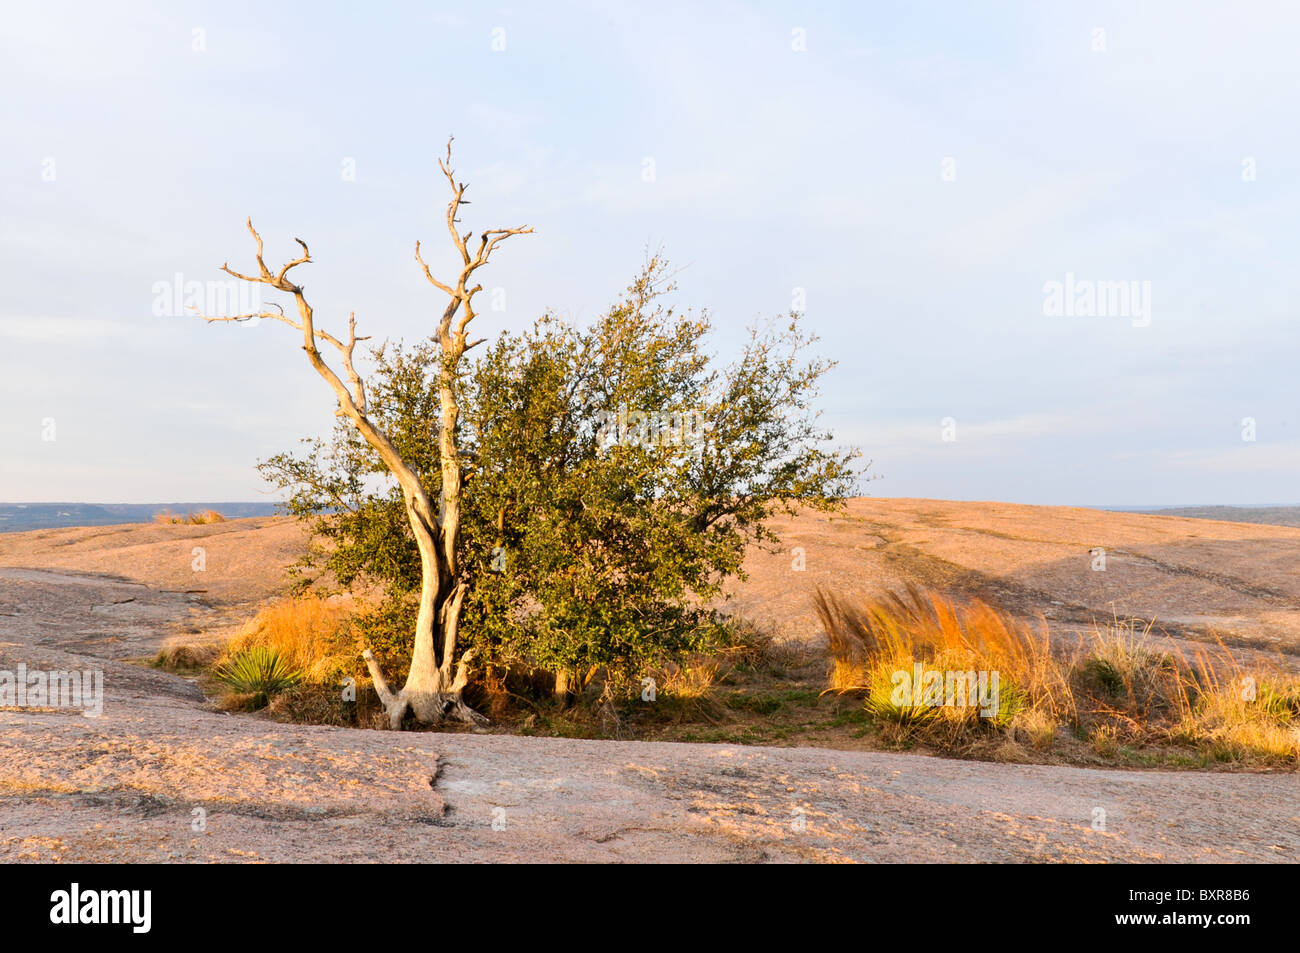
[818,585,1300,768]
[161,595,387,724]
[153,587,1298,770]
[819,583,1071,753]
[222,594,357,682]
[153,509,226,525]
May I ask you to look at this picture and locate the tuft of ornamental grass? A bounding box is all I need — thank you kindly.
[655,656,724,720]
[816,584,1074,751]
[1078,617,1184,723]
[819,585,1300,766]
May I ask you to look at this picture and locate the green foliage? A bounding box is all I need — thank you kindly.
[863,668,1027,729]
[1256,682,1300,723]
[1082,656,1125,694]
[214,647,301,707]
[259,256,862,695]
[350,595,420,687]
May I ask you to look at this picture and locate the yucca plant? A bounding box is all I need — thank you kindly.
[215,646,302,708]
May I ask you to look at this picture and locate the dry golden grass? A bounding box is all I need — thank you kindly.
[816,584,1075,749]
[154,641,221,670]
[153,509,227,525]
[654,657,717,698]
[624,656,724,723]
[153,594,405,726]
[222,594,358,683]
[819,584,1300,766]
[1076,616,1300,763]
[1117,640,1294,763]
[661,656,721,705]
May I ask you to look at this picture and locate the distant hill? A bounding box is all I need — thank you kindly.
[0,502,281,533]
[1104,505,1300,528]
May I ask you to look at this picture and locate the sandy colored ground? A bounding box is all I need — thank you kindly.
[0,516,308,614]
[1,500,1298,863]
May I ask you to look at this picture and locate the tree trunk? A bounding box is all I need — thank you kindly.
[554,669,572,704]
[361,493,485,729]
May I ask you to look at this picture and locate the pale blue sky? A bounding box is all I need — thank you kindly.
[2,1,1298,505]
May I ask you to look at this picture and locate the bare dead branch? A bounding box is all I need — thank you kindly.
[246,218,269,278]
[196,303,303,334]
[220,264,262,284]
[221,219,312,292]
[337,311,368,414]
[275,238,312,286]
[202,143,528,729]
[414,241,456,297]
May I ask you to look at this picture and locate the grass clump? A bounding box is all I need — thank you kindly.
[820,584,1300,767]
[817,583,1072,754]
[1072,615,1299,765]
[153,642,220,672]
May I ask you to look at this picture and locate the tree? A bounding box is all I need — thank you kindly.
[200,140,531,728]
[261,257,862,704]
